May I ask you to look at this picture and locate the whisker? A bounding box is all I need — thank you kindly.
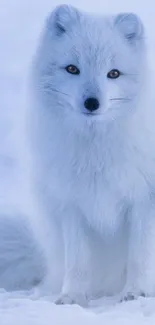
[50,88,70,96]
[43,84,70,97]
[110,98,131,101]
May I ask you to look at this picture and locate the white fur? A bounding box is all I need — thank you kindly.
[27,5,155,305]
[0,213,45,290]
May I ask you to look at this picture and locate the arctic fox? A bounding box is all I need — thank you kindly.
[29,4,155,305]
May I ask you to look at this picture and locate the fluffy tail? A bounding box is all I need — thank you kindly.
[0,214,45,290]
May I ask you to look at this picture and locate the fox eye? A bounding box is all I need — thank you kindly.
[107,69,120,79]
[65,65,80,75]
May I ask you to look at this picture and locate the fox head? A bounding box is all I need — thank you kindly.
[33,5,147,127]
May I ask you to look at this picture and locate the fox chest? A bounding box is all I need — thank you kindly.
[48,159,133,231]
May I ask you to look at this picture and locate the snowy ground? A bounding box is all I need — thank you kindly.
[1,290,155,325]
[1,0,155,324]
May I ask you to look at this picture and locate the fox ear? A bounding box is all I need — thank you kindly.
[114,13,144,43]
[47,4,79,35]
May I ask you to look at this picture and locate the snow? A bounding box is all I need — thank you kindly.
[1,0,155,324]
[1,290,155,325]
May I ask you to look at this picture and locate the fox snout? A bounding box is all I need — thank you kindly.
[84,97,100,112]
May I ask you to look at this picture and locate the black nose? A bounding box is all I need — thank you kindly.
[84,97,100,112]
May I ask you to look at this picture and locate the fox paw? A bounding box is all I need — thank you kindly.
[55,293,88,307]
[120,289,146,302]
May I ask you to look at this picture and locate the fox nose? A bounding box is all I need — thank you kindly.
[84,97,100,112]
